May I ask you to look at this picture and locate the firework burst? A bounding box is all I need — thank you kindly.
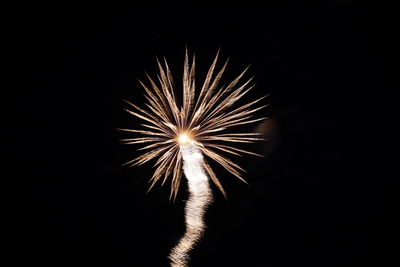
[120,50,267,199]
[120,50,267,266]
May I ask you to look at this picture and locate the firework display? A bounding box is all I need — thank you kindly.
[120,50,266,266]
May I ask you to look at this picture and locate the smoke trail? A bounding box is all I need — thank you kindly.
[169,143,213,267]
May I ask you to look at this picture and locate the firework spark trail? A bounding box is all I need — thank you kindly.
[169,143,212,267]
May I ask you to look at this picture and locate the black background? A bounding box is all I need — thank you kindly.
[9,3,396,267]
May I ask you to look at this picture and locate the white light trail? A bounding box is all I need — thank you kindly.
[169,142,213,267]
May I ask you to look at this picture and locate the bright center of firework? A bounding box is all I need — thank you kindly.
[178,133,191,145]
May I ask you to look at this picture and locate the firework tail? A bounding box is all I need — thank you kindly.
[169,143,213,267]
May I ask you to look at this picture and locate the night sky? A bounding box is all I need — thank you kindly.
[10,3,396,267]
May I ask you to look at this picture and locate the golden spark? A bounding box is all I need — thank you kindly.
[119,50,267,200]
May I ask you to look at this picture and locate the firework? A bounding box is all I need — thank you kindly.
[120,50,267,266]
